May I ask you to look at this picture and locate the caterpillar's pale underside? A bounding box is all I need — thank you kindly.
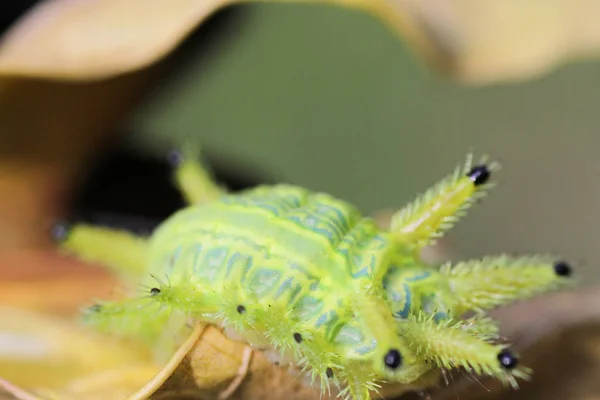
[54,150,573,400]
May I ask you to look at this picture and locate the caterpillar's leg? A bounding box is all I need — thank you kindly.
[441,255,574,315]
[167,149,226,206]
[397,314,525,387]
[218,346,254,400]
[389,154,498,250]
[52,221,148,280]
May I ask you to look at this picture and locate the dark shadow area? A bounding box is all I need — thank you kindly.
[68,138,273,233]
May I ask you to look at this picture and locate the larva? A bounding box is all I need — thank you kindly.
[54,149,573,400]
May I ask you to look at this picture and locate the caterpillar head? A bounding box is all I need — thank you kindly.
[367,331,431,384]
[362,334,429,384]
[340,293,431,384]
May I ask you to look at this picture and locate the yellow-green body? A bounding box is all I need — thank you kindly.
[59,151,574,400]
[147,184,437,391]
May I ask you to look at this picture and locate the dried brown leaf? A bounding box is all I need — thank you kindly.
[1,0,598,83]
[0,0,432,81]
[0,305,159,400]
[153,323,439,400]
[0,0,234,80]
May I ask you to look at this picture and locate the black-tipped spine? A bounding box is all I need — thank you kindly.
[554,261,572,277]
[467,165,491,186]
[497,350,518,369]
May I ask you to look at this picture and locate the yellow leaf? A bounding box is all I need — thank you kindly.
[0,306,158,400]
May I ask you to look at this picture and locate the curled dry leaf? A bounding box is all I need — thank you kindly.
[0,0,429,81]
[0,0,234,81]
[1,0,599,83]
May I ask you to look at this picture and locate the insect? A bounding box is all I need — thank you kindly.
[53,149,573,400]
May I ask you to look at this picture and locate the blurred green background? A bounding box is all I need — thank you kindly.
[127,3,600,280]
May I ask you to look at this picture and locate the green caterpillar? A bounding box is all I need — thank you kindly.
[53,150,573,400]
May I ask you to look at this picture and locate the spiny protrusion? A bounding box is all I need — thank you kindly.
[497,350,518,370]
[398,314,522,379]
[169,146,225,205]
[49,223,150,278]
[467,164,491,186]
[442,255,574,314]
[389,154,497,248]
[554,260,572,277]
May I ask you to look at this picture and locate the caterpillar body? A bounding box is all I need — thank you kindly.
[55,150,574,400]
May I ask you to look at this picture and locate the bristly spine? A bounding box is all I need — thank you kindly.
[390,153,500,248]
